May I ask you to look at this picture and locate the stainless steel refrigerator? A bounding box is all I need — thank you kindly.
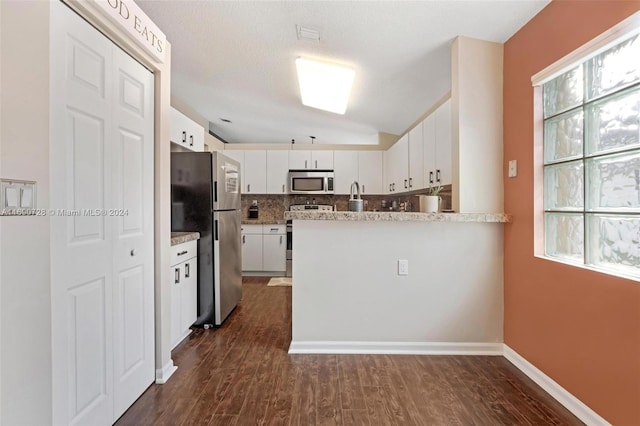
[171,152,242,326]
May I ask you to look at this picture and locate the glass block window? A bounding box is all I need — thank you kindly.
[543,34,640,277]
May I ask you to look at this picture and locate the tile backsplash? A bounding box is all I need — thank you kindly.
[241,186,452,222]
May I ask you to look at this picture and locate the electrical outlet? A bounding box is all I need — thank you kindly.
[398,259,409,276]
[508,160,518,178]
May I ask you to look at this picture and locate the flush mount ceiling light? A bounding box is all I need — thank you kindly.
[295,57,355,115]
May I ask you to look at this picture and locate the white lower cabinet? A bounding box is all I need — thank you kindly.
[263,226,286,271]
[242,225,262,271]
[170,240,198,349]
[241,224,286,273]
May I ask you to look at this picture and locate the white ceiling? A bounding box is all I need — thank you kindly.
[138,0,549,145]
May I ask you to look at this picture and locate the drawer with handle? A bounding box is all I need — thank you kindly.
[263,224,285,234]
[241,224,263,235]
[170,240,197,266]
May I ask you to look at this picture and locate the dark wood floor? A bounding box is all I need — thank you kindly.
[116,277,582,426]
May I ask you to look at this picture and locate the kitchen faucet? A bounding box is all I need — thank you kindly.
[350,181,360,200]
[349,181,363,212]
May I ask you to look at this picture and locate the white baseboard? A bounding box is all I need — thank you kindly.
[503,345,610,426]
[155,360,177,385]
[288,341,503,355]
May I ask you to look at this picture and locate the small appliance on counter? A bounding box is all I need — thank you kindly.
[248,200,259,219]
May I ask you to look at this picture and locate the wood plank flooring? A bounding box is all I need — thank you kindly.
[116,277,582,425]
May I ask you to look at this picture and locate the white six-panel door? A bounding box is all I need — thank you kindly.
[50,3,154,425]
[111,43,155,421]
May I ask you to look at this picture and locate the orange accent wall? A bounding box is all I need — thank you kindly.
[504,1,640,424]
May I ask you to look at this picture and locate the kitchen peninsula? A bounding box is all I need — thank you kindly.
[285,211,511,355]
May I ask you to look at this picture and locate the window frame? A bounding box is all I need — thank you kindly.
[531,11,640,282]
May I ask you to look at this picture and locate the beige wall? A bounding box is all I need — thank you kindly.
[0,2,52,424]
[451,37,504,213]
[223,137,398,152]
[0,1,175,423]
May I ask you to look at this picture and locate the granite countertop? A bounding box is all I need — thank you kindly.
[241,219,287,225]
[284,211,512,223]
[171,232,200,246]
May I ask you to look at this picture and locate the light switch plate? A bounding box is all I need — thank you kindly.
[1,179,37,214]
[508,160,518,178]
[398,259,409,276]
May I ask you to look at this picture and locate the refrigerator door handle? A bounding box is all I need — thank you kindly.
[213,181,218,203]
[214,219,219,241]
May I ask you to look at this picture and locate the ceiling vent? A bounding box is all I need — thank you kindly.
[296,25,320,42]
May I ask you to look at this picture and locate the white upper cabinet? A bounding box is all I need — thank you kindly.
[333,151,359,194]
[224,148,383,195]
[170,107,204,152]
[289,150,334,169]
[384,134,408,193]
[288,150,309,169]
[335,151,383,195]
[423,114,437,187]
[423,100,452,187]
[408,121,424,190]
[244,150,267,194]
[266,150,289,194]
[358,151,383,195]
[434,100,452,186]
[313,150,334,169]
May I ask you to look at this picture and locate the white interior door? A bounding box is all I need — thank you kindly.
[50,4,115,424]
[111,46,155,420]
[51,3,154,425]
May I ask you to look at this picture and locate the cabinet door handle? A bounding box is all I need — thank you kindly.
[362,184,365,194]
[242,235,245,244]
[182,131,186,143]
[280,235,283,244]
[271,228,278,231]
[429,171,434,184]
[177,250,188,256]
[282,184,285,193]
[315,160,318,168]
[436,169,441,182]
[185,263,190,278]
[175,267,180,284]
[404,179,408,189]
[389,184,391,192]
[247,184,251,192]
[409,177,413,188]
[305,160,308,168]
[189,135,194,146]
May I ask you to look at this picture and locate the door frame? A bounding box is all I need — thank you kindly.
[61,0,176,384]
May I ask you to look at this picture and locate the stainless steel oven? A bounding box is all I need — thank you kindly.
[286,203,333,277]
[285,221,293,277]
[288,170,334,194]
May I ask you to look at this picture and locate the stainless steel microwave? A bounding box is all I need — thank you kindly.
[288,170,334,194]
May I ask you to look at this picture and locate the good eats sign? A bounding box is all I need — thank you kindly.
[92,0,167,63]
